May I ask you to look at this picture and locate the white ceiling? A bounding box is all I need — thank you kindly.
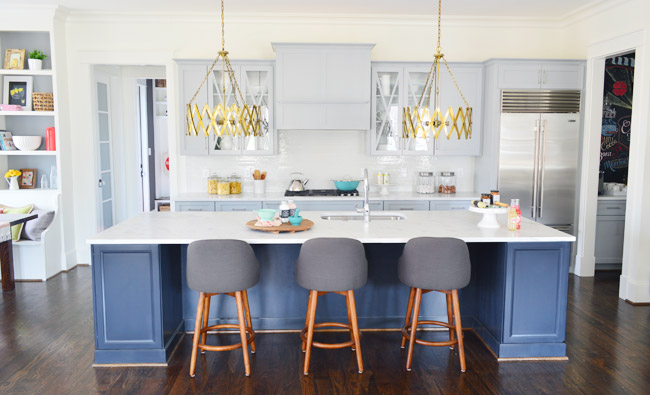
[4,0,601,18]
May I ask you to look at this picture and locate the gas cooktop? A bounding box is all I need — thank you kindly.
[284,189,360,197]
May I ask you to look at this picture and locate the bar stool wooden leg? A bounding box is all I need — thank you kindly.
[200,294,211,354]
[347,290,364,373]
[446,292,456,349]
[303,290,318,375]
[190,292,205,377]
[401,287,416,349]
[346,292,356,351]
[242,290,256,353]
[406,288,422,371]
[235,291,251,376]
[302,290,314,352]
[452,289,466,372]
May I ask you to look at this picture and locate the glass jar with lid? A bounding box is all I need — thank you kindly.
[416,171,436,194]
[438,171,456,194]
[217,176,231,195]
[230,174,242,194]
[208,174,219,194]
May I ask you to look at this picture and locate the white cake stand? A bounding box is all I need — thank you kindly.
[468,206,509,228]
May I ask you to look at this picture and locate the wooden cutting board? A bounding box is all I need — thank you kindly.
[246,219,314,234]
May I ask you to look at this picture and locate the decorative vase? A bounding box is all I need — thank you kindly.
[6,176,19,190]
[28,58,43,70]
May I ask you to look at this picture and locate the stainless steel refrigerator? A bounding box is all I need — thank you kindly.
[498,90,581,233]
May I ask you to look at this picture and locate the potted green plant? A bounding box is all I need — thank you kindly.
[28,50,47,71]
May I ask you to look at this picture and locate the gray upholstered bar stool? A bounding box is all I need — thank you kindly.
[187,239,260,377]
[398,237,471,372]
[296,238,367,375]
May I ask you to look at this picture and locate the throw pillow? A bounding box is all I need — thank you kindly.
[0,204,34,241]
[22,209,55,241]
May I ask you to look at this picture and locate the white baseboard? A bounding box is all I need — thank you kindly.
[572,253,595,277]
[619,274,650,303]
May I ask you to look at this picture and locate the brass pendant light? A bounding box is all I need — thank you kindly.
[186,0,261,139]
[403,0,472,141]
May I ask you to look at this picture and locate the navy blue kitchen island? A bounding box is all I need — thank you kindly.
[88,211,573,365]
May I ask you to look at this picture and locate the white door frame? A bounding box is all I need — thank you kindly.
[575,30,650,302]
[136,81,151,212]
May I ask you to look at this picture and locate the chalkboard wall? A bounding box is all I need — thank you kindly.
[600,52,635,184]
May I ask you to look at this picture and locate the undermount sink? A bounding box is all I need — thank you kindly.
[320,212,407,221]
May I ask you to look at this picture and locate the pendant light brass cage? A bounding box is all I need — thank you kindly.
[403,0,472,141]
[186,0,261,138]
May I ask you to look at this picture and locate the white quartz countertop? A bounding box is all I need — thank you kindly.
[172,191,480,202]
[88,210,575,245]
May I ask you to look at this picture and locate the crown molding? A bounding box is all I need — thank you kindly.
[62,0,627,30]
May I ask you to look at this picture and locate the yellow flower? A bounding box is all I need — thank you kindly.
[4,169,21,178]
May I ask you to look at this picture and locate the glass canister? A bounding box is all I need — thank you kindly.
[217,176,231,195]
[416,171,436,194]
[438,171,456,194]
[208,174,219,194]
[230,174,242,194]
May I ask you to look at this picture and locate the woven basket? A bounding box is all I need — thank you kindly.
[33,92,54,111]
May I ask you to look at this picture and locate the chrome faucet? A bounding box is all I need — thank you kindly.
[357,168,370,223]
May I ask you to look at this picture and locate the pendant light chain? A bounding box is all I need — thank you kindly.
[436,0,442,54]
[221,0,225,51]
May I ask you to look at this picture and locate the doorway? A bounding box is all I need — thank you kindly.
[595,52,635,273]
[92,66,168,229]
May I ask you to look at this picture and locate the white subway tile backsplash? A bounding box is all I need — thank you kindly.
[179,130,475,194]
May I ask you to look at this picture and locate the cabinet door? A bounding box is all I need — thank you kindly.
[403,67,434,155]
[595,216,625,264]
[174,201,215,212]
[216,201,262,212]
[179,64,209,155]
[498,64,542,89]
[541,64,584,90]
[240,64,275,155]
[371,67,403,155]
[208,67,242,155]
[430,200,472,211]
[384,200,429,211]
[434,64,483,156]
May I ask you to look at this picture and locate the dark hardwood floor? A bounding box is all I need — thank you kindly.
[0,268,648,394]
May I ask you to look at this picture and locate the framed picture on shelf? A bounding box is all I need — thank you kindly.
[3,49,25,70]
[19,168,37,189]
[0,131,16,150]
[2,76,33,110]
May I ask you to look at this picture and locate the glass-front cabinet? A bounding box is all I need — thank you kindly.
[371,62,482,156]
[178,60,275,155]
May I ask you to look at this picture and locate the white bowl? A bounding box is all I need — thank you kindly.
[12,136,42,151]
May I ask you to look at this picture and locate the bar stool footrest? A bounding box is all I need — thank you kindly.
[402,319,462,348]
[198,323,256,352]
[300,322,360,349]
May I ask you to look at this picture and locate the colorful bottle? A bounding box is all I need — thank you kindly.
[507,201,518,231]
[288,200,297,217]
[279,200,290,224]
[514,198,521,229]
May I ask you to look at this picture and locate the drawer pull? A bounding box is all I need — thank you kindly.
[605,206,622,210]
[231,208,247,211]
[186,208,203,211]
[398,208,415,211]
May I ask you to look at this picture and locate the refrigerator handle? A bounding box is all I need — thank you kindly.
[532,119,541,219]
[538,119,547,219]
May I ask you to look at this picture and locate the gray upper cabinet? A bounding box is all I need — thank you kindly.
[177,60,275,156]
[371,62,483,156]
[274,43,374,130]
[497,61,584,90]
[178,63,209,155]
